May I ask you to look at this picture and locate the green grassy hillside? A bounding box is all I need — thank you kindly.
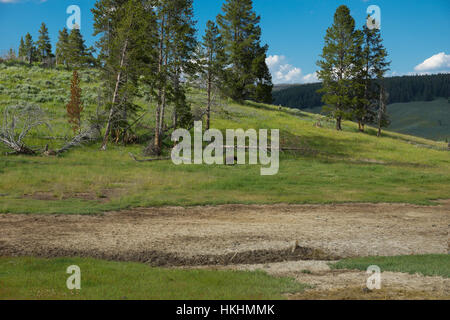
[388,99,450,141]
[286,100,450,141]
[0,63,449,214]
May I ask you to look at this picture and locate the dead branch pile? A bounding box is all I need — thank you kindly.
[0,104,50,154]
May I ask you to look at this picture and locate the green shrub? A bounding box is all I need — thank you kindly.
[16,84,40,94]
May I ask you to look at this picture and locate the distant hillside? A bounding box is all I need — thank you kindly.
[387,99,450,141]
[273,74,450,141]
[273,73,450,109]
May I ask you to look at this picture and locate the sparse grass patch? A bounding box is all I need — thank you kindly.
[331,255,450,278]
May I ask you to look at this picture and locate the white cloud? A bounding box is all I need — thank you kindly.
[414,52,450,73]
[266,55,319,84]
[302,72,319,83]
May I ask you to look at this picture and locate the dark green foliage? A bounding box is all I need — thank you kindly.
[18,37,26,61]
[198,20,226,129]
[146,0,197,154]
[55,28,69,67]
[66,28,94,68]
[349,23,391,132]
[36,22,53,62]
[217,0,272,103]
[252,44,273,104]
[164,0,197,130]
[273,73,450,109]
[93,0,156,147]
[23,33,37,64]
[316,5,361,130]
[172,85,193,129]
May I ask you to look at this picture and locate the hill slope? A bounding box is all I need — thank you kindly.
[387,99,450,141]
[0,63,449,214]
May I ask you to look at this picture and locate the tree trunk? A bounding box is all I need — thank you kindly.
[358,121,365,132]
[206,69,212,130]
[336,116,342,131]
[100,38,129,151]
[159,52,168,136]
[153,15,165,155]
[0,137,35,155]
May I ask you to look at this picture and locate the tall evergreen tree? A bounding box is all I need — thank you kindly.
[55,28,69,66]
[217,0,272,103]
[147,0,197,155]
[317,5,361,131]
[167,0,197,131]
[23,33,36,64]
[199,20,226,130]
[252,44,273,103]
[93,0,157,150]
[66,28,89,68]
[353,22,391,132]
[36,22,53,62]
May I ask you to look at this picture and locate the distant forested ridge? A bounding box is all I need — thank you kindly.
[273,73,450,110]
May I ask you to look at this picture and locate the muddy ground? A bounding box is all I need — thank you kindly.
[0,201,449,299]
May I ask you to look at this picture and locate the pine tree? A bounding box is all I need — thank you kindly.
[18,37,26,61]
[167,0,197,131]
[252,44,273,103]
[199,20,226,130]
[317,5,361,131]
[93,0,156,150]
[354,23,391,132]
[217,0,272,103]
[56,28,69,66]
[36,22,53,62]
[67,70,84,133]
[66,28,88,68]
[23,33,36,64]
[147,0,197,155]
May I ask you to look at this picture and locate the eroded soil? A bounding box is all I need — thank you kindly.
[0,201,449,299]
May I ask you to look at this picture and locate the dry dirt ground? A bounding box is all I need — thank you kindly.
[0,202,449,299]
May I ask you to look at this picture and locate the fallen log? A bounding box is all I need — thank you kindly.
[56,124,101,155]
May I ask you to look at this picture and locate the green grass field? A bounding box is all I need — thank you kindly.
[331,254,450,278]
[0,257,309,300]
[0,63,449,214]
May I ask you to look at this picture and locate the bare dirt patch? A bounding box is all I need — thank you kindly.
[1,202,448,299]
[0,202,448,265]
[208,261,449,300]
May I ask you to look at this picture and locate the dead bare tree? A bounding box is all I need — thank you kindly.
[0,104,50,154]
[56,123,102,155]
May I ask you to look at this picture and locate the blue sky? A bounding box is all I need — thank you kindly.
[1,0,449,84]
